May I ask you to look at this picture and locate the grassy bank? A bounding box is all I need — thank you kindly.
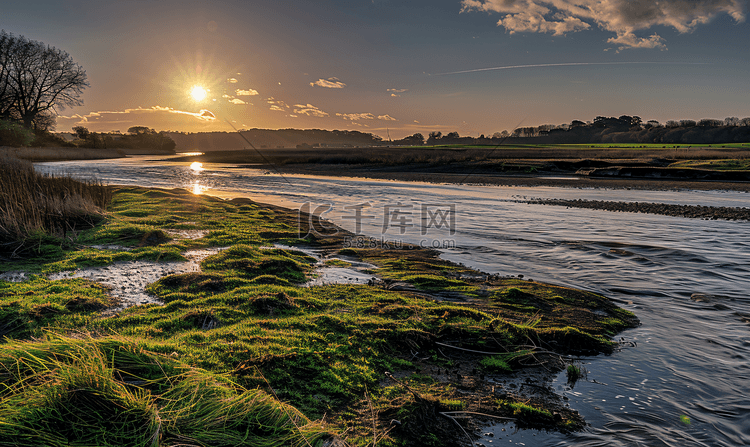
[166,144,750,166]
[1,146,127,162]
[0,186,638,446]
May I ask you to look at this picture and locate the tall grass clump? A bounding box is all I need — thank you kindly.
[0,335,332,447]
[0,154,112,254]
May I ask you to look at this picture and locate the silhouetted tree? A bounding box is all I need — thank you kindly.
[698,119,722,127]
[72,126,90,140]
[426,131,443,145]
[405,132,425,145]
[127,126,154,135]
[0,31,88,129]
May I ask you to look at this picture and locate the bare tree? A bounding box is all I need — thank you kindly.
[0,30,88,129]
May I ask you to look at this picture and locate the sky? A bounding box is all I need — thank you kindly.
[3,0,750,139]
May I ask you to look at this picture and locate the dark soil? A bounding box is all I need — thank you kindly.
[524,198,750,221]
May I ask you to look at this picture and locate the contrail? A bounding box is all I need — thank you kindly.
[433,61,707,76]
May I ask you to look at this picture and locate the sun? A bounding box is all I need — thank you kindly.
[190,85,208,101]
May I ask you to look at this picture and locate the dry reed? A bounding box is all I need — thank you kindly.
[0,154,112,250]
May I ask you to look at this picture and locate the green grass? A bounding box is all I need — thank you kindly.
[668,158,750,170]
[496,399,554,425]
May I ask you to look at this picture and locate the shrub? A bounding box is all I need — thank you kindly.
[0,119,34,147]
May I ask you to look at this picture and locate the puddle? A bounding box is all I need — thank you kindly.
[48,247,226,310]
[272,244,379,287]
[164,229,210,241]
[305,265,376,287]
[0,271,30,282]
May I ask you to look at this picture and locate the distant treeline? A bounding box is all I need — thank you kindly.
[166,117,750,151]
[167,128,383,151]
[423,116,750,146]
[71,126,176,153]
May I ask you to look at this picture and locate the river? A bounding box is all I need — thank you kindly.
[37,156,750,447]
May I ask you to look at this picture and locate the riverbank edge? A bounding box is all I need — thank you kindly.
[268,163,750,192]
[0,186,639,446]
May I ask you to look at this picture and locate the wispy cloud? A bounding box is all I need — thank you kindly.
[267,97,289,108]
[236,89,259,96]
[59,106,216,123]
[227,78,238,83]
[378,115,397,121]
[388,88,408,97]
[293,104,329,117]
[433,61,706,76]
[56,106,220,132]
[336,112,375,121]
[310,77,347,88]
[228,98,247,105]
[461,0,746,49]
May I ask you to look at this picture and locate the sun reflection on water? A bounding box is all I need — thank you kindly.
[192,182,208,195]
[190,162,204,172]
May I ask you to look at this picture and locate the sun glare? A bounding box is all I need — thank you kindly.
[190,85,208,101]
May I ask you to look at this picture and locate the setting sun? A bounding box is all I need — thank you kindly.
[190,85,207,101]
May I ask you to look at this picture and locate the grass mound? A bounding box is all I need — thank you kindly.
[148,272,252,298]
[202,245,316,283]
[0,276,115,339]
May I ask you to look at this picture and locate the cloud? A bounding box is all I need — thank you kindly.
[56,106,220,132]
[228,98,247,105]
[461,0,746,49]
[378,115,397,121]
[59,106,216,123]
[227,78,238,83]
[388,88,408,97]
[267,98,291,113]
[310,77,347,88]
[293,104,329,117]
[235,89,259,96]
[607,32,666,51]
[336,112,375,121]
[498,11,590,35]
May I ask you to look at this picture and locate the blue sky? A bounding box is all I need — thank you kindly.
[3,0,749,138]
